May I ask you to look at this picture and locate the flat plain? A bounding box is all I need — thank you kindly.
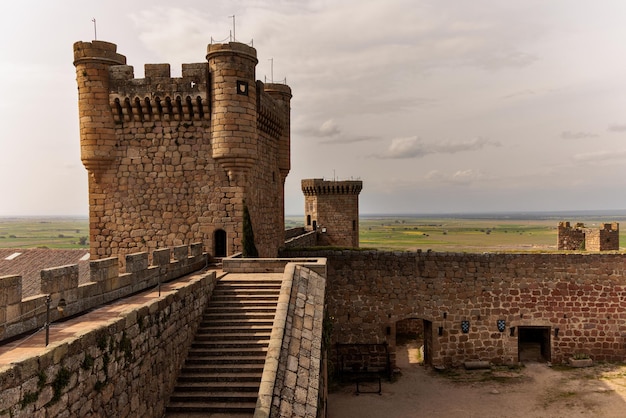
[0,217,89,249]
[1,214,625,251]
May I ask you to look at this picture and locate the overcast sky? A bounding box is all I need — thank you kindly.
[1,0,626,216]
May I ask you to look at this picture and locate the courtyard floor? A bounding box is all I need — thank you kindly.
[328,343,626,417]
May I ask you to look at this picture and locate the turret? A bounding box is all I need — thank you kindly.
[206,42,258,182]
[263,83,292,182]
[73,41,126,178]
[301,178,363,247]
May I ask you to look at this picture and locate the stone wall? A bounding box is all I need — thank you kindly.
[557,221,585,250]
[0,270,216,417]
[0,243,206,342]
[558,221,620,251]
[74,40,291,261]
[282,249,626,366]
[270,264,326,418]
[585,223,619,251]
[301,179,362,248]
[283,230,318,249]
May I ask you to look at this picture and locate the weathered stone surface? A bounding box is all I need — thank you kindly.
[0,271,216,417]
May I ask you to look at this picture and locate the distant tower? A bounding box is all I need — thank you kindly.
[301,179,363,247]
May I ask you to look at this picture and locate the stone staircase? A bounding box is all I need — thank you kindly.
[165,274,283,417]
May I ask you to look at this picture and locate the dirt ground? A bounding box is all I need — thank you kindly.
[328,343,626,418]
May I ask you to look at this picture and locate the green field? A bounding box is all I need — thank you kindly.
[359,217,558,252]
[1,215,624,252]
[0,217,89,249]
[287,214,626,252]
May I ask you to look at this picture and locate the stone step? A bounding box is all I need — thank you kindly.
[193,332,271,341]
[176,372,262,383]
[169,391,258,403]
[167,274,282,415]
[173,381,260,392]
[187,347,268,356]
[208,301,279,308]
[203,312,276,320]
[212,288,281,294]
[190,335,270,348]
[211,294,278,305]
[196,324,274,332]
[181,364,265,374]
[218,278,282,284]
[166,400,256,414]
[184,355,267,365]
[204,304,277,310]
[197,318,274,334]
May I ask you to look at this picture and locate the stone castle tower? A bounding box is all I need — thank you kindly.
[557,221,619,251]
[301,179,363,247]
[73,40,291,260]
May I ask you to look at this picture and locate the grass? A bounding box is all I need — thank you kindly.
[0,217,89,249]
[288,215,626,252]
[2,215,625,252]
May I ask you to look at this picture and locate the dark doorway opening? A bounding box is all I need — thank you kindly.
[395,318,432,366]
[518,326,551,363]
[214,229,227,257]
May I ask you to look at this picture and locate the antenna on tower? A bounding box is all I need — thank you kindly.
[92,18,97,41]
[229,15,236,42]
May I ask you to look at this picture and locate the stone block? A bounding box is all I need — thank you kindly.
[152,248,170,266]
[41,265,79,294]
[125,252,149,273]
[90,258,119,282]
[0,275,22,305]
[172,245,188,261]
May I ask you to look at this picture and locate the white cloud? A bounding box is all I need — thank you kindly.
[379,137,500,159]
[608,124,626,132]
[425,169,485,185]
[572,149,626,163]
[560,131,598,140]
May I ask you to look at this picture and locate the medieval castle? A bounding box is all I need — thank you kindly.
[0,38,624,418]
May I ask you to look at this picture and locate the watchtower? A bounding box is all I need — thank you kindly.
[73,40,291,260]
[301,179,363,247]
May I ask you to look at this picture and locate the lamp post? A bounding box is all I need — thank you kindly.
[45,295,51,346]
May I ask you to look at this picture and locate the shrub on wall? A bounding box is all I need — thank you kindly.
[242,203,258,258]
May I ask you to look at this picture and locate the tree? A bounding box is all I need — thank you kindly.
[241,203,258,258]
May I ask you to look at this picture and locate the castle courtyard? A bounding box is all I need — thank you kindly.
[329,343,626,418]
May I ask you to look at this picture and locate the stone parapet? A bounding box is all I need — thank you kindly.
[0,243,207,342]
[0,270,216,417]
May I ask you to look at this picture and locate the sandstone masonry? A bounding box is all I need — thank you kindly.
[301,179,362,248]
[282,249,626,368]
[73,40,291,261]
[557,221,619,251]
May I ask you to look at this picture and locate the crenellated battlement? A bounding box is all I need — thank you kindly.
[0,243,206,342]
[73,39,292,261]
[301,178,363,196]
[109,63,210,123]
[302,178,363,247]
[557,221,619,251]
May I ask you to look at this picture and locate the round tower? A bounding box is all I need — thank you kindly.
[73,41,126,177]
[263,83,292,182]
[206,42,259,182]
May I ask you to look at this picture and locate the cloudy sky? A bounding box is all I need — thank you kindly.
[1,0,626,216]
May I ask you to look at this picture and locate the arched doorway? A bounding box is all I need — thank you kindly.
[214,229,227,257]
[395,318,432,366]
